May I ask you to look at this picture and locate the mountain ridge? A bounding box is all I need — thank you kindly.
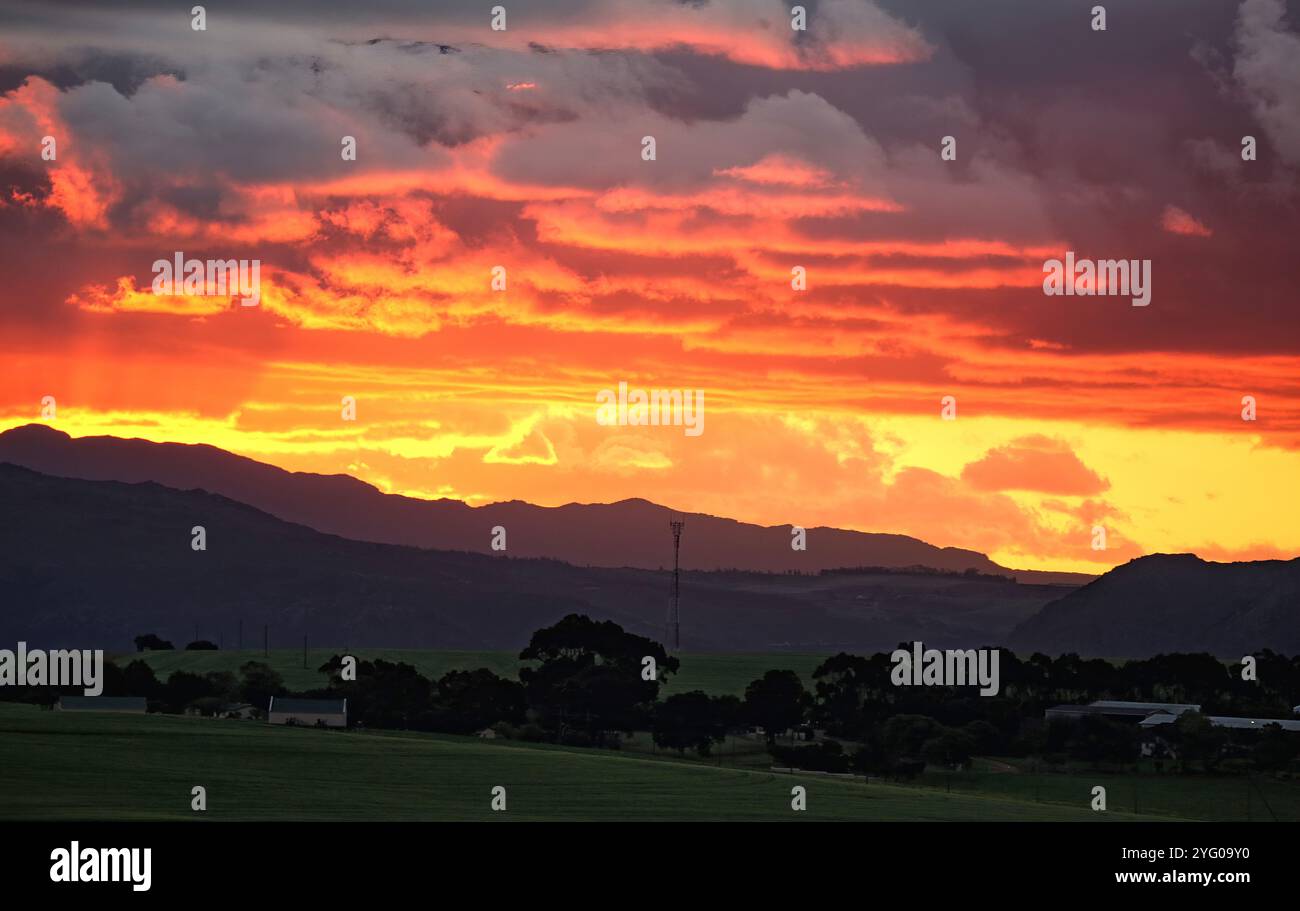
[1008,552,1300,657]
[3,455,1294,657]
[0,423,1092,584]
[0,462,1068,652]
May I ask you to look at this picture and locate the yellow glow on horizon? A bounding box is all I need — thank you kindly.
[3,400,1297,576]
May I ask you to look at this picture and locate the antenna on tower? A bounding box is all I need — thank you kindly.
[667,515,685,651]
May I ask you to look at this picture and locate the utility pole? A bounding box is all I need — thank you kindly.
[303,635,308,669]
[263,624,268,657]
[667,517,684,650]
[238,618,242,651]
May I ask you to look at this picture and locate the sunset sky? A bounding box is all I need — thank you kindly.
[1,0,1298,573]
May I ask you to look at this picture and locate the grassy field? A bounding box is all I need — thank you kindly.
[915,760,1300,822]
[623,735,1300,820]
[0,703,1153,821]
[100,649,1300,821]
[125,648,831,697]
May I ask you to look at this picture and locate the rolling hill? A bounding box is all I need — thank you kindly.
[0,424,1089,585]
[0,463,1067,652]
[1008,553,1300,658]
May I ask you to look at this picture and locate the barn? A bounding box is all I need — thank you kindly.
[267,696,347,728]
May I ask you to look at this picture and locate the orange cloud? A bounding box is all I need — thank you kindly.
[0,77,121,228]
[714,154,837,188]
[68,276,231,316]
[962,436,1110,495]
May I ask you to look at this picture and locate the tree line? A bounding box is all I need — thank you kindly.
[6,614,1298,775]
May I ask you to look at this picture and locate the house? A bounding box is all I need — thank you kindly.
[56,696,146,714]
[221,703,258,720]
[267,696,347,728]
[477,727,497,740]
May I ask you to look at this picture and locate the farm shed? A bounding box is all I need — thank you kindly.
[268,697,347,728]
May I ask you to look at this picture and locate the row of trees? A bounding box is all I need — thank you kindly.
[133,634,217,651]
[808,649,1300,743]
[8,616,1298,774]
[106,658,285,714]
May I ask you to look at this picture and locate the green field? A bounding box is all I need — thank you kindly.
[915,760,1300,822]
[0,703,1154,821]
[125,648,831,697]
[99,648,1300,822]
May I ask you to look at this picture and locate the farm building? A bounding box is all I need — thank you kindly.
[1139,714,1300,733]
[56,696,146,713]
[1045,701,1199,724]
[1089,701,1200,715]
[267,696,347,728]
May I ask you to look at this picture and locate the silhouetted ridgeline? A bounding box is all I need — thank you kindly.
[0,463,1067,652]
[1010,554,1300,658]
[2,461,1296,656]
[0,424,1091,585]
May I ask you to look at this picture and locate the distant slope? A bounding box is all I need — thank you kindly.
[0,424,1090,584]
[0,464,1064,652]
[1008,554,1300,657]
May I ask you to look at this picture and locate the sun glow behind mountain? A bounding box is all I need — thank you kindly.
[1,0,1298,574]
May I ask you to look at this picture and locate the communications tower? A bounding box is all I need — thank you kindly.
[667,517,684,650]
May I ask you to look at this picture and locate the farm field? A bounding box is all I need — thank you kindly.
[914,760,1300,822]
[0,703,1149,822]
[125,648,831,697]
[622,737,1300,820]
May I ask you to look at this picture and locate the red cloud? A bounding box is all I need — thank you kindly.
[467,0,933,71]
[0,77,121,228]
[1161,205,1213,237]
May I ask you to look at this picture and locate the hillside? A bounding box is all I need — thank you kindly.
[0,464,1063,652]
[1008,554,1300,658]
[0,424,1090,585]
